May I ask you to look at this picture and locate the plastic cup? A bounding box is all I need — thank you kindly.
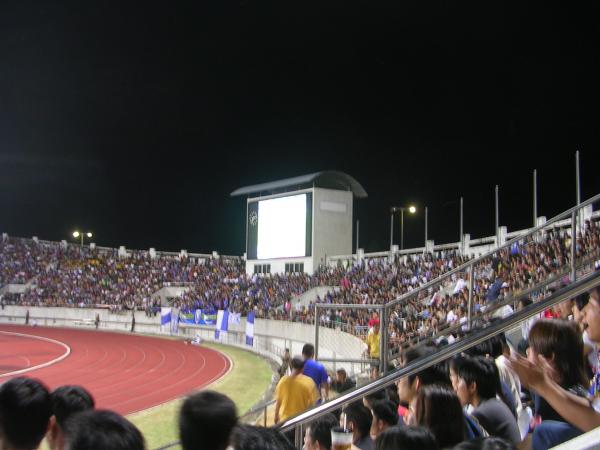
[331,426,353,450]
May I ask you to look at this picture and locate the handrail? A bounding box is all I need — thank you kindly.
[279,269,600,433]
[389,250,599,358]
[385,192,600,309]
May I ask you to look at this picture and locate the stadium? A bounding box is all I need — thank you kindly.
[2,3,599,450]
[2,165,600,449]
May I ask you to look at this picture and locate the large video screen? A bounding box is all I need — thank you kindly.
[247,193,312,259]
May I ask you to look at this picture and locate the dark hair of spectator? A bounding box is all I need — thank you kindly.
[336,368,346,377]
[302,343,315,358]
[344,402,372,439]
[414,384,465,449]
[63,409,145,450]
[528,319,588,388]
[308,413,338,449]
[403,345,450,386]
[231,424,295,450]
[452,436,518,450]
[51,385,95,427]
[364,388,387,408]
[370,400,399,427]
[179,390,238,450]
[290,356,306,371]
[574,293,589,312]
[518,297,533,308]
[375,425,439,450]
[0,377,52,450]
[453,356,514,415]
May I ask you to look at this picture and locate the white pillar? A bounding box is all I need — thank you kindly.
[149,248,156,259]
[498,226,508,247]
[425,240,435,253]
[357,248,365,263]
[118,246,127,258]
[462,234,471,256]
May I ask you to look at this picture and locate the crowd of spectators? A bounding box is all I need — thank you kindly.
[4,279,600,450]
[2,218,599,354]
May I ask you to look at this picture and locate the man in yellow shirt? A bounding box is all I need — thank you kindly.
[367,321,381,379]
[274,356,319,424]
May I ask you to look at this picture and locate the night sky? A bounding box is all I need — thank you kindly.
[1,2,599,255]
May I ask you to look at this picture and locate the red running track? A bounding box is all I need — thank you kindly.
[0,325,230,415]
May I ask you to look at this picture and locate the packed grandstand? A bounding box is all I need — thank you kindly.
[2,209,600,450]
[2,216,599,349]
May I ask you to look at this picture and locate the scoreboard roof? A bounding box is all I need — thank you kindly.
[230,171,368,199]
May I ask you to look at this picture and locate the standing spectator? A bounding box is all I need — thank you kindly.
[47,385,95,450]
[179,391,237,450]
[274,356,318,424]
[302,344,330,402]
[279,348,291,379]
[0,377,52,450]
[367,321,381,379]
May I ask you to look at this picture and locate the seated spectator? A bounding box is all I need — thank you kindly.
[375,425,439,450]
[179,390,237,450]
[452,437,517,450]
[409,384,465,449]
[47,385,95,450]
[230,424,295,450]
[274,356,319,424]
[527,320,589,424]
[0,377,52,450]
[510,285,600,449]
[369,400,398,438]
[62,409,144,450]
[304,413,339,450]
[362,389,387,411]
[452,356,520,444]
[396,346,456,427]
[342,402,374,450]
[330,368,356,393]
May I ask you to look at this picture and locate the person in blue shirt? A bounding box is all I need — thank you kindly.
[302,343,330,403]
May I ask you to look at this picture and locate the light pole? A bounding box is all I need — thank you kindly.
[401,205,416,250]
[391,205,416,250]
[72,231,93,247]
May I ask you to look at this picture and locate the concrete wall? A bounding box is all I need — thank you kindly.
[245,256,313,277]
[294,286,339,308]
[313,188,353,268]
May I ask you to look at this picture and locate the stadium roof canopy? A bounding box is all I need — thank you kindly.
[230,171,368,198]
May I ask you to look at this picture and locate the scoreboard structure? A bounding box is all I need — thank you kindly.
[231,171,367,275]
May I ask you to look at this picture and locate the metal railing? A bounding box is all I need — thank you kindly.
[280,270,600,447]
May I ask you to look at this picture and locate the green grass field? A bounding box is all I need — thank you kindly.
[127,343,273,449]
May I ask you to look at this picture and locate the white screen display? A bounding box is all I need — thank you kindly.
[257,194,307,259]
